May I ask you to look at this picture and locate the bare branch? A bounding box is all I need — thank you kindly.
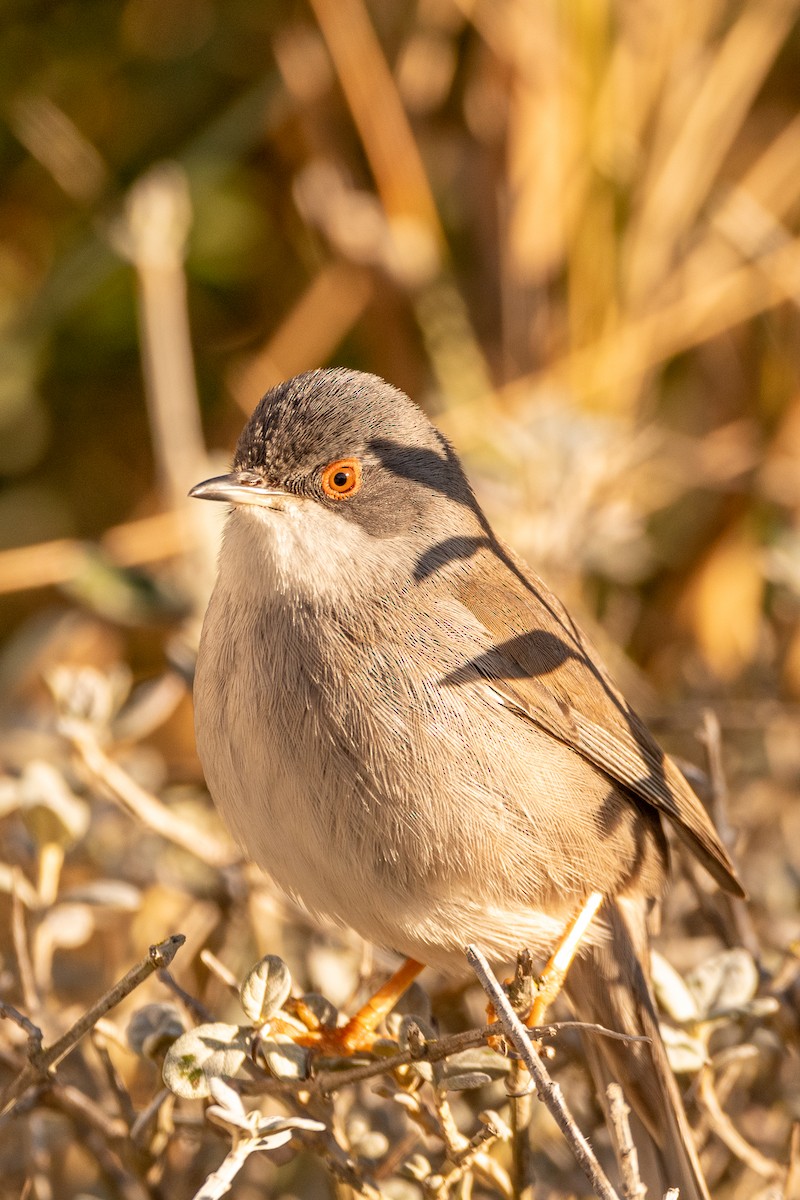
[241,1017,648,1099]
[0,934,185,1117]
[158,967,216,1025]
[607,1083,646,1200]
[465,943,622,1200]
[0,1001,44,1064]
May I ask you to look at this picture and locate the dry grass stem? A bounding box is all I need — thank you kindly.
[307,0,442,236]
[696,1064,783,1182]
[10,881,39,1022]
[507,1058,535,1200]
[785,1123,800,1200]
[0,512,190,597]
[624,0,798,303]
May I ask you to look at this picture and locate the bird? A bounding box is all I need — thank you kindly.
[190,366,743,1200]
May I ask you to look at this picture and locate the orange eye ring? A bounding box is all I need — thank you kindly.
[320,457,362,500]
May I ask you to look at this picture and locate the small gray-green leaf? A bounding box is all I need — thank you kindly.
[392,981,432,1025]
[441,1071,493,1091]
[442,1048,511,1078]
[163,1022,251,1099]
[685,949,759,1020]
[260,1039,310,1081]
[650,950,700,1023]
[660,1024,709,1074]
[20,761,90,848]
[127,1003,186,1060]
[240,955,292,1024]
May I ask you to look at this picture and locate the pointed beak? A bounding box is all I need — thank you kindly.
[188,471,288,509]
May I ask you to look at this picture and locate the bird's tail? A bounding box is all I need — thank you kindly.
[564,896,710,1200]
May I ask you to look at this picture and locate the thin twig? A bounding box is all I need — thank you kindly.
[0,1001,44,1064]
[503,235,800,410]
[307,0,441,234]
[91,1029,137,1128]
[0,511,190,597]
[427,1121,500,1200]
[0,865,39,909]
[200,949,240,992]
[243,1018,648,1098]
[432,1084,468,1158]
[0,934,185,1116]
[699,710,734,844]
[44,1081,131,1142]
[83,1127,151,1200]
[699,709,761,960]
[465,944,622,1200]
[26,1107,53,1200]
[507,1059,535,1200]
[113,163,218,615]
[11,875,39,1020]
[158,968,216,1025]
[607,1084,646,1200]
[129,1087,172,1146]
[302,1127,384,1200]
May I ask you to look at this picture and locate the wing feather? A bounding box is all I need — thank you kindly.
[447,543,744,897]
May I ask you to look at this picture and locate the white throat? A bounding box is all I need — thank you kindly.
[219,499,396,608]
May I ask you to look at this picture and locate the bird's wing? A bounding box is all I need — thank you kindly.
[445,542,744,897]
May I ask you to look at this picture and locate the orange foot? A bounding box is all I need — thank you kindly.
[274,957,425,1055]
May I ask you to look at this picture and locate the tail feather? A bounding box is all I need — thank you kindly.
[565,897,710,1200]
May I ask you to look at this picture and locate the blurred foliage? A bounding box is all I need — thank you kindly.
[2,1,800,1198]
[1,0,800,692]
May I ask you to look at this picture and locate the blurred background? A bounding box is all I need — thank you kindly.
[2,2,800,1198]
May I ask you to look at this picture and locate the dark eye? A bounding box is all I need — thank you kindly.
[321,458,362,500]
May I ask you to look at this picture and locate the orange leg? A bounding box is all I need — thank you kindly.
[527,891,604,1027]
[290,957,424,1054]
[339,956,424,1050]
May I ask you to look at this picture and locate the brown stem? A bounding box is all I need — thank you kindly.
[466,944,622,1200]
[0,934,184,1117]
